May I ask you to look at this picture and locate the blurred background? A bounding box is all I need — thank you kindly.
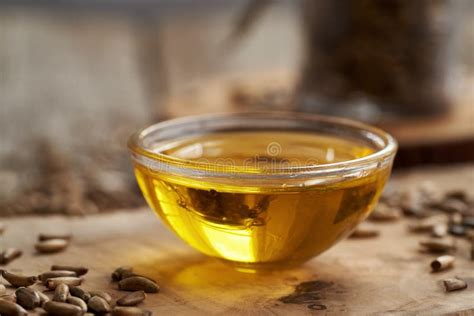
[1,0,473,216]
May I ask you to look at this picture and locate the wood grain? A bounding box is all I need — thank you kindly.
[1,165,473,315]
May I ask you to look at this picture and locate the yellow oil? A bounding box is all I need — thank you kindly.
[134,131,390,267]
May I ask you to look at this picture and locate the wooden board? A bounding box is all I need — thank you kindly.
[1,165,473,315]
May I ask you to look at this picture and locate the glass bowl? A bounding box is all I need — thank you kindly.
[128,112,397,269]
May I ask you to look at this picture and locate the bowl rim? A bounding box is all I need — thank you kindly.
[128,111,397,178]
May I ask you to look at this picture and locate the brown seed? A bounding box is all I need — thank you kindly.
[0,248,23,265]
[15,287,40,310]
[35,239,69,254]
[69,286,91,302]
[112,306,152,316]
[43,301,83,316]
[0,299,28,316]
[51,265,88,277]
[431,224,448,238]
[419,239,456,253]
[117,272,157,285]
[349,226,379,238]
[118,276,160,293]
[88,296,111,313]
[53,283,69,302]
[408,221,435,233]
[448,224,466,237]
[116,291,146,307]
[439,198,469,214]
[66,296,88,312]
[369,205,401,222]
[45,277,82,289]
[39,270,77,281]
[35,290,50,307]
[89,290,113,304]
[462,216,474,228]
[470,238,474,261]
[431,255,455,272]
[445,189,469,202]
[400,191,426,217]
[1,270,38,287]
[407,215,446,233]
[122,270,142,280]
[449,213,463,225]
[112,266,134,282]
[38,233,72,241]
[443,278,467,292]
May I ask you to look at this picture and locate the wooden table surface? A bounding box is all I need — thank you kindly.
[1,165,473,315]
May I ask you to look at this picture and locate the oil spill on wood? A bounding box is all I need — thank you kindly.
[278,280,336,310]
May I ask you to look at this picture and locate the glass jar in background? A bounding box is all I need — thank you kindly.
[297,0,472,122]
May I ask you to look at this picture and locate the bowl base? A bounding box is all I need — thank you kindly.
[218,258,308,273]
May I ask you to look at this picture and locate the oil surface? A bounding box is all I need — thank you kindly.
[134,131,390,266]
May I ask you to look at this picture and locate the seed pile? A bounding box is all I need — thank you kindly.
[0,141,144,216]
[352,182,473,292]
[0,265,156,315]
[0,230,156,315]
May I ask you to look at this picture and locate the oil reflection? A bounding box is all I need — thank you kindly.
[124,251,349,313]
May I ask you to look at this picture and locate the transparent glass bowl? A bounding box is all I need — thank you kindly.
[128,112,397,269]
